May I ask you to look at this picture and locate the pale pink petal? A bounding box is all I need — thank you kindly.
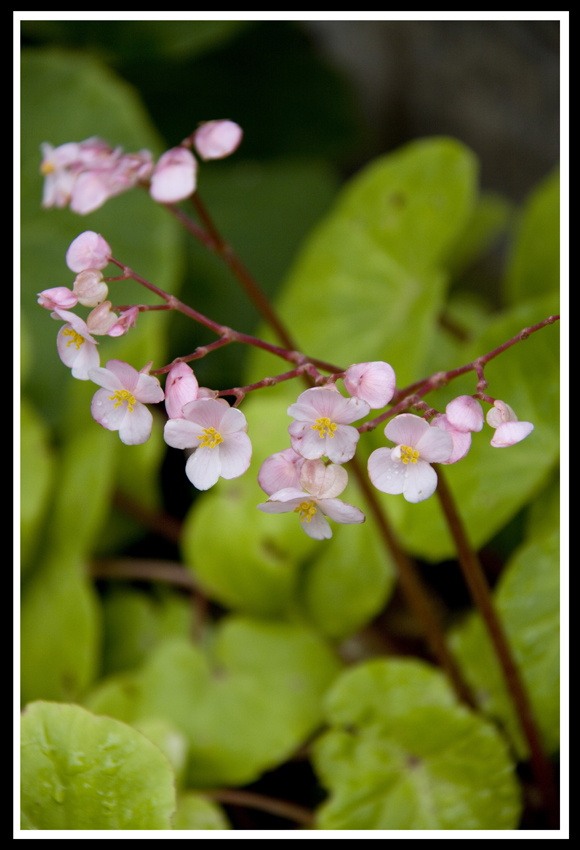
[218,432,252,479]
[163,418,200,450]
[66,231,112,273]
[73,269,108,307]
[134,373,165,404]
[57,325,99,380]
[70,172,112,215]
[385,414,430,447]
[289,424,330,460]
[88,365,124,392]
[491,421,534,447]
[367,448,406,495]
[343,361,396,409]
[91,388,130,430]
[299,459,348,499]
[37,287,78,310]
[258,448,304,496]
[288,388,369,425]
[118,403,153,445]
[193,120,243,160]
[414,425,453,464]
[486,400,519,428]
[69,338,100,380]
[182,398,241,433]
[324,425,361,464]
[431,414,472,464]
[318,499,365,525]
[445,396,484,433]
[165,363,199,419]
[87,302,119,335]
[149,147,197,203]
[185,447,222,490]
[257,488,306,513]
[300,510,332,540]
[104,360,139,392]
[401,461,438,503]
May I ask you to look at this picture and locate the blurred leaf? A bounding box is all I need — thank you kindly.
[312,658,521,829]
[247,137,478,390]
[450,525,560,757]
[385,296,560,561]
[526,473,559,543]
[505,169,560,306]
[133,718,189,787]
[20,398,55,575]
[21,701,176,830]
[173,793,231,830]
[21,49,182,430]
[444,191,513,279]
[85,617,341,787]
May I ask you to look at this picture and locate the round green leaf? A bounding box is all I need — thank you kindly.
[313,658,521,830]
[173,793,230,830]
[21,701,176,830]
[20,398,55,575]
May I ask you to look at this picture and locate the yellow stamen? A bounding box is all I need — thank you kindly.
[108,389,136,412]
[198,427,223,449]
[311,417,338,439]
[400,445,420,464]
[294,500,317,523]
[41,161,55,175]
[62,327,85,350]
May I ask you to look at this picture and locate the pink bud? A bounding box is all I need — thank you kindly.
[86,301,119,335]
[37,287,78,310]
[164,362,199,419]
[193,120,243,161]
[343,361,396,409]
[431,414,472,464]
[490,420,534,447]
[486,400,518,429]
[107,306,139,338]
[445,396,484,433]
[149,147,197,203]
[66,231,112,273]
[299,458,348,500]
[73,269,108,307]
[258,448,305,496]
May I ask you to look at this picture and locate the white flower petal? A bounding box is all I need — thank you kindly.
[318,498,365,525]
[300,510,333,540]
[118,402,153,445]
[415,425,453,463]
[491,421,534,447]
[185,446,222,490]
[385,413,430,447]
[402,460,438,503]
[218,432,252,480]
[164,418,200,450]
[367,448,406,495]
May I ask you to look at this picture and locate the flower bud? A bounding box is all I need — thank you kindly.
[86,301,119,335]
[66,231,112,273]
[73,269,108,307]
[258,448,304,496]
[164,362,199,419]
[431,413,472,464]
[343,361,396,409]
[486,400,534,447]
[37,286,78,310]
[149,147,197,203]
[299,458,348,500]
[486,399,518,428]
[445,395,484,433]
[193,120,243,160]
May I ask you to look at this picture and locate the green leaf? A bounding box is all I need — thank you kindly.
[173,793,230,830]
[247,137,477,389]
[133,718,189,787]
[21,701,176,830]
[505,169,560,306]
[450,526,560,757]
[20,398,55,575]
[85,617,341,787]
[444,191,513,279]
[312,658,521,830]
[384,296,560,561]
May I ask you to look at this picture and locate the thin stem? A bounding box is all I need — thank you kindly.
[435,466,559,828]
[90,557,196,591]
[202,788,314,827]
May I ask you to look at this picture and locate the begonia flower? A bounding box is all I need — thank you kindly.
[193,120,243,161]
[343,361,396,409]
[66,231,112,273]
[164,398,252,490]
[164,362,199,419]
[149,147,197,203]
[40,141,82,208]
[287,387,370,464]
[86,301,119,335]
[53,308,100,380]
[431,413,472,464]
[106,306,140,338]
[257,458,365,540]
[486,400,534,447]
[73,269,109,307]
[88,359,164,446]
[37,287,78,310]
[368,413,453,503]
[258,447,305,496]
[445,395,484,433]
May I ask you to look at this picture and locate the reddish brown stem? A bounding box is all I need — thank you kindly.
[202,788,313,827]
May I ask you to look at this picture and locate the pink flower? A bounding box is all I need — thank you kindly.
[431,413,472,464]
[37,287,78,310]
[445,396,484,433]
[149,147,197,203]
[66,231,112,273]
[72,269,109,307]
[164,362,199,419]
[258,447,305,496]
[89,360,164,445]
[368,413,453,503]
[343,361,396,409]
[53,308,100,380]
[40,141,82,208]
[164,398,252,490]
[106,307,140,338]
[193,120,243,160]
[257,459,365,540]
[486,400,534,447]
[287,387,370,464]
[86,302,119,335]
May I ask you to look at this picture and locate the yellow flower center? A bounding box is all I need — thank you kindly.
[400,445,420,464]
[41,161,55,175]
[294,500,317,523]
[198,427,223,449]
[311,417,338,439]
[109,390,136,412]
[62,327,85,350]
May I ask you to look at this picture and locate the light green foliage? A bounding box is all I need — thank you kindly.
[505,169,560,306]
[450,494,560,757]
[133,718,189,786]
[313,659,522,830]
[173,793,230,830]
[20,701,176,830]
[20,398,55,574]
[444,191,513,279]
[247,138,477,389]
[85,618,341,787]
